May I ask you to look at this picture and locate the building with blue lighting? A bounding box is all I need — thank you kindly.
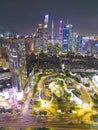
[62,24,73,52]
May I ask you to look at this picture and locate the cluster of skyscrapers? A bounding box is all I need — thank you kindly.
[33,15,98,54]
[0,14,98,92]
[33,15,83,53]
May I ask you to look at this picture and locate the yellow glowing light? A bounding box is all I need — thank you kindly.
[38,24,43,28]
[40,99,51,108]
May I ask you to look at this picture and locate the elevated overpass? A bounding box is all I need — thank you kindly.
[71,69,98,73]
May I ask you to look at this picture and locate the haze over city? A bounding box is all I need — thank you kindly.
[0,0,98,35]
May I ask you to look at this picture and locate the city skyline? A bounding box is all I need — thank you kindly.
[0,0,98,35]
[0,1,98,127]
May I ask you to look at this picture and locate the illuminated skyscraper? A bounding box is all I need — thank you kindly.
[0,38,8,60]
[58,20,63,43]
[24,36,34,55]
[62,23,73,52]
[7,39,27,91]
[44,14,49,28]
[34,24,44,52]
[43,14,49,52]
[51,20,54,44]
[34,15,49,53]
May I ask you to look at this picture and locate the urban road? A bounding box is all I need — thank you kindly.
[0,113,47,128]
[71,69,98,73]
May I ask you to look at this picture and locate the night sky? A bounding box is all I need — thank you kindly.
[0,0,98,35]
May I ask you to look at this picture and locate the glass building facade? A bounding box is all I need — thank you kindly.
[7,39,27,91]
[62,24,73,52]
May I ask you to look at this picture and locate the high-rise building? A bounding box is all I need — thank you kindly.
[43,15,49,52]
[44,14,49,27]
[34,15,49,53]
[7,39,27,91]
[34,24,44,52]
[72,32,79,52]
[0,38,9,60]
[75,35,82,52]
[58,20,63,43]
[24,36,34,55]
[62,24,73,52]
[51,20,54,44]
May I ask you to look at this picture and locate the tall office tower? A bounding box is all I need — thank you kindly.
[62,23,73,52]
[34,24,44,53]
[51,20,54,44]
[81,36,89,53]
[0,38,10,69]
[0,38,9,60]
[44,14,49,27]
[24,36,34,55]
[58,20,63,43]
[73,34,82,52]
[43,14,49,52]
[76,35,82,52]
[72,32,78,52]
[7,39,27,91]
[34,15,49,53]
